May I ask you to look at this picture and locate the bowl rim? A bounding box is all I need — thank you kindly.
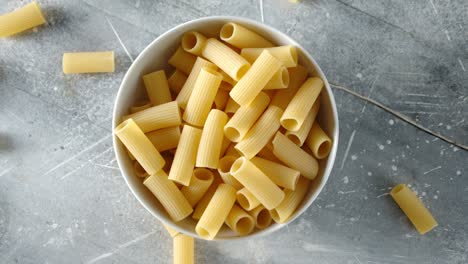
[112,15,339,240]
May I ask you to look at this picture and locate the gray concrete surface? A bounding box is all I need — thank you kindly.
[1,0,467,263]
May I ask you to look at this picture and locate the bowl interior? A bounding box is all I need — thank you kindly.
[112,16,339,240]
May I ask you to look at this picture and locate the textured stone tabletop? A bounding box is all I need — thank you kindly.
[0,0,467,263]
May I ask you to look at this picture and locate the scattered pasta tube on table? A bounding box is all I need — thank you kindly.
[0,1,46,37]
[143,70,172,106]
[164,224,180,238]
[173,234,194,264]
[220,22,274,49]
[63,51,115,74]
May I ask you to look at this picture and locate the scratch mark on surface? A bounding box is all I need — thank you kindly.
[444,30,451,42]
[403,101,446,107]
[60,147,114,180]
[5,110,27,125]
[338,190,357,194]
[259,0,264,23]
[85,231,156,264]
[376,193,389,198]
[400,111,438,115]
[0,167,13,178]
[340,130,356,170]
[105,16,134,62]
[42,135,111,177]
[406,93,446,98]
[428,0,438,14]
[423,166,442,175]
[458,58,466,72]
[353,255,363,264]
[93,163,120,170]
[388,72,431,77]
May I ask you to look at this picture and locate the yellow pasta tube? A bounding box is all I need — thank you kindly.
[281,77,323,131]
[257,144,283,164]
[219,70,236,86]
[63,51,115,74]
[236,188,261,211]
[263,67,289,90]
[196,184,237,240]
[168,46,197,75]
[143,170,193,221]
[168,125,202,186]
[181,168,215,207]
[249,206,272,229]
[196,110,228,168]
[163,224,180,238]
[173,234,194,264]
[201,38,251,81]
[145,126,180,152]
[241,46,298,68]
[390,184,438,234]
[133,161,148,178]
[129,101,151,113]
[230,157,285,210]
[183,67,223,127]
[182,31,207,56]
[230,50,282,106]
[213,89,230,110]
[224,98,240,117]
[224,92,270,142]
[220,22,274,49]
[306,122,332,159]
[271,132,318,179]
[217,156,243,189]
[168,70,188,94]
[143,70,172,106]
[176,57,218,109]
[286,99,320,146]
[235,105,283,159]
[122,101,181,133]
[114,119,165,175]
[225,205,255,235]
[0,1,46,37]
[251,157,300,190]
[271,66,308,110]
[192,176,222,220]
[270,177,310,223]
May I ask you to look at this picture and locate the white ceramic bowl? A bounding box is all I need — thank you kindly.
[113,16,339,240]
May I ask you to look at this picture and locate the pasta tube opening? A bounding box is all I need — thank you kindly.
[224,127,241,142]
[236,216,255,235]
[220,23,235,40]
[317,140,332,159]
[182,31,207,55]
[193,168,214,182]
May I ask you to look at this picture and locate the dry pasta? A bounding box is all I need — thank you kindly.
[230,50,282,106]
[182,31,207,56]
[143,70,172,106]
[230,157,285,210]
[183,67,223,126]
[164,224,180,238]
[241,46,298,68]
[196,184,237,240]
[63,51,115,74]
[219,70,236,86]
[122,101,181,133]
[173,234,194,264]
[168,70,188,94]
[143,170,193,221]
[220,22,274,49]
[271,66,308,110]
[390,184,438,234]
[306,122,332,159]
[168,125,202,186]
[285,99,320,146]
[249,206,272,229]
[281,77,323,131]
[251,157,300,190]
[236,188,261,211]
[225,205,255,235]
[129,101,151,113]
[114,119,165,175]
[192,176,223,220]
[224,98,240,117]
[263,66,289,90]
[270,177,310,223]
[271,132,319,179]
[168,46,197,75]
[196,110,228,168]
[0,1,46,37]
[146,126,181,152]
[181,168,215,207]
[217,156,243,190]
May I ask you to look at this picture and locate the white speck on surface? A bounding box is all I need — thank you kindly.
[433,195,438,199]
[402,153,406,158]
[351,155,357,160]
[378,144,385,150]
[391,165,397,171]
[386,140,392,144]
[356,72,362,79]
[343,176,349,184]
[444,30,451,41]
[405,233,413,238]
[425,140,430,143]
[438,122,443,126]
[422,192,426,196]
[378,162,382,166]
[406,145,410,149]
[364,196,368,200]
[436,190,440,193]
[424,183,431,188]
[456,170,461,175]
[360,165,363,168]
[423,166,442,175]
[446,125,452,130]
[367,172,372,176]
[350,217,357,222]
[51,223,58,229]
[326,12,330,18]
[135,0,140,8]
[453,147,459,152]
[458,58,466,71]
[388,119,394,125]
[377,193,389,198]
[325,204,335,208]
[377,212,381,216]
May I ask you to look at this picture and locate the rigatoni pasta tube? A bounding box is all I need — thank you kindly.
[168,70,187,94]
[236,188,260,211]
[146,126,180,152]
[63,51,115,74]
[129,101,151,113]
[217,156,243,190]
[220,22,274,49]
[281,77,323,131]
[270,177,310,223]
[176,57,218,109]
[0,1,46,37]
[249,206,272,229]
[182,31,207,56]
[225,205,255,235]
[224,92,270,142]
[271,132,319,179]
[219,70,236,86]
[306,122,332,159]
[390,184,438,234]
[192,176,222,220]
[230,50,282,106]
[241,46,298,68]
[263,67,289,90]
[168,125,202,186]
[224,98,240,116]
[168,46,196,75]
[181,168,215,207]
[251,157,300,190]
[201,38,250,81]
[235,105,283,159]
[271,66,308,110]
[230,157,285,210]
[286,99,320,146]
[196,184,237,240]
[123,101,181,133]
[114,119,165,175]
[173,234,194,264]
[196,110,228,168]
[164,224,180,238]
[143,170,193,221]
[183,67,223,126]
[143,70,172,106]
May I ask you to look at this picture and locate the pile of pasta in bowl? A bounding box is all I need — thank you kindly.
[114,22,333,240]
